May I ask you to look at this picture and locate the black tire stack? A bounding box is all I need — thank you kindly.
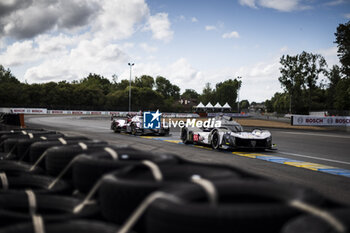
[0,124,348,233]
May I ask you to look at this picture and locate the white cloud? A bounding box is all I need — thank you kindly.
[23,38,129,83]
[0,40,39,66]
[191,17,198,22]
[222,31,240,39]
[92,0,149,41]
[122,43,135,50]
[280,46,289,53]
[0,38,5,50]
[139,43,158,53]
[205,25,216,31]
[35,33,79,54]
[0,0,100,39]
[239,0,257,8]
[324,0,345,6]
[345,13,350,19]
[145,12,174,42]
[239,0,311,12]
[235,59,282,101]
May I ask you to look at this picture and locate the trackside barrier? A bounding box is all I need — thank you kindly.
[207,113,250,118]
[49,110,200,117]
[291,115,350,127]
[10,108,47,114]
[1,108,199,118]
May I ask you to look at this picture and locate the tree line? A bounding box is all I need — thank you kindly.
[0,65,244,112]
[265,21,350,115]
[3,21,348,114]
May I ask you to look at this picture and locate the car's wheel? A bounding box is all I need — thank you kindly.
[131,125,137,135]
[211,131,220,149]
[181,128,191,144]
[110,121,116,130]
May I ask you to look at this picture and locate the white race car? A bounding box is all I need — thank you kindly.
[180,116,275,150]
[110,114,130,133]
[125,115,170,136]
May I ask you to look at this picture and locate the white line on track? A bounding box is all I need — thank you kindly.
[280,131,350,139]
[278,151,350,166]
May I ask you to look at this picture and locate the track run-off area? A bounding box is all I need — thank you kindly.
[26,115,350,205]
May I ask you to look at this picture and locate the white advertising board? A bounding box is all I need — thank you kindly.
[292,115,350,126]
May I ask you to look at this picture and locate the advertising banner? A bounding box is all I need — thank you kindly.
[291,115,350,126]
[10,108,47,114]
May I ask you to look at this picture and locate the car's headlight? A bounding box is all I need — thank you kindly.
[224,134,235,145]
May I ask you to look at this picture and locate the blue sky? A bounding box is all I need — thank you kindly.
[0,0,349,103]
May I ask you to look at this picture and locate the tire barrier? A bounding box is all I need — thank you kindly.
[0,128,46,138]
[45,144,113,178]
[0,161,43,175]
[0,114,21,126]
[73,149,179,193]
[0,131,58,144]
[27,139,106,167]
[1,134,65,160]
[0,193,99,227]
[0,124,348,233]
[16,135,88,162]
[0,220,124,233]
[0,173,70,195]
[281,208,350,233]
[145,180,325,233]
[98,163,241,229]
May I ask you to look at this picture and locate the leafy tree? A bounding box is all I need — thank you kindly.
[326,65,342,109]
[113,79,131,91]
[0,65,22,106]
[134,75,154,89]
[155,76,180,100]
[335,20,350,77]
[181,89,199,100]
[240,100,250,110]
[105,89,128,111]
[334,78,350,112]
[299,52,327,112]
[79,73,111,95]
[279,54,303,113]
[279,52,326,114]
[0,65,20,84]
[73,85,106,110]
[265,99,273,113]
[215,78,241,108]
[200,83,215,104]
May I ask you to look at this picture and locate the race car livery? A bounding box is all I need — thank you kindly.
[125,115,170,136]
[180,117,274,150]
[110,114,130,133]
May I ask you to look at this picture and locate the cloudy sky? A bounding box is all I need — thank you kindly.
[0,0,349,102]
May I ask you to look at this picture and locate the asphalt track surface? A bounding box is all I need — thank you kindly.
[26,115,350,205]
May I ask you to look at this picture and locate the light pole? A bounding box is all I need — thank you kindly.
[128,62,134,113]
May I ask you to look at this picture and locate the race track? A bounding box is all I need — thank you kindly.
[26,115,350,205]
